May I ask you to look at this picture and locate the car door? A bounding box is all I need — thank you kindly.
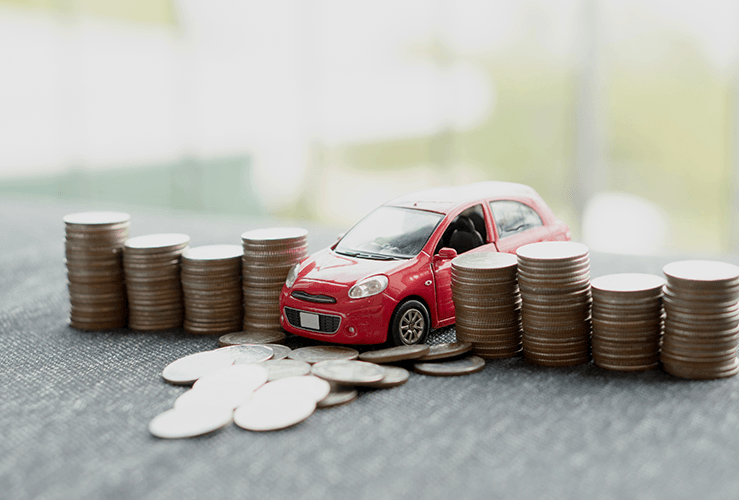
[431,203,495,324]
[489,199,551,254]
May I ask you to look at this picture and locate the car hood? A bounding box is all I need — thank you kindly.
[297,248,416,287]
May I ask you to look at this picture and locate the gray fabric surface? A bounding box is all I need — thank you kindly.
[2,196,739,500]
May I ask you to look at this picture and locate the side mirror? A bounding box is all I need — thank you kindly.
[331,233,345,250]
[436,247,457,260]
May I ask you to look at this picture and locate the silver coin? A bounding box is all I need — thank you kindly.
[253,375,331,404]
[240,227,308,242]
[162,350,234,385]
[125,233,190,251]
[261,359,312,381]
[216,344,274,364]
[311,360,385,386]
[358,344,429,364]
[413,356,486,376]
[174,386,253,411]
[219,330,286,346]
[192,364,268,393]
[364,366,410,388]
[265,344,291,361]
[417,342,473,361]
[317,387,358,408]
[288,346,359,364]
[233,395,315,432]
[148,407,233,439]
[182,244,242,261]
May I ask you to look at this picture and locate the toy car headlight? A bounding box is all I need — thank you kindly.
[285,263,301,288]
[348,275,389,299]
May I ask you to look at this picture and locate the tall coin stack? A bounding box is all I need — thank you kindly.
[241,228,308,332]
[590,274,664,372]
[124,234,190,331]
[516,241,592,367]
[181,245,243,335]
[451,252,522,358]
[661,260,739,380]
[64,212,130,330]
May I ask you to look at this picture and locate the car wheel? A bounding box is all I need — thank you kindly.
[390,300,430,346]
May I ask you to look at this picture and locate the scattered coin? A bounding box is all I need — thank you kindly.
[414,355,485,376]
[216,344,274,364]
[253,375,331,404]
[264,344,291,361]
[317,386,358,408]
[364,366,410,388]
[311,360,386,386]
[149,407,233,439]
[358,344,429,364]
[218,330,286,347]
[192,364,268,393]
[289,346,359,364]
[261,359,312,381]
[417,342,473,361]
[161,350,234,385]
[174,386,254,412]
[233,395,316,432]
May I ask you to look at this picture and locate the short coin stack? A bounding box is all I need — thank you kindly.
[124,234,190,331]
[451,252,522,358]
[241,228,308,332]
[591,273,664,371]
[517,241,592,367]
[181,245,244,335]
[661,260,739,380]
[64,212,130,330]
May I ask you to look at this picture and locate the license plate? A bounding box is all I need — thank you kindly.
[299,312,320,330]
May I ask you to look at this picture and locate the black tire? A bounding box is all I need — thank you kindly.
[389,299,430,346]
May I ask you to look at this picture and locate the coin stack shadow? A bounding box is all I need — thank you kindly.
[124,234,190,331]
[181,245,243,335]
[241,228,308,332]
[64,212,130,330]
[451,252,522,358]
[661,260,739,380]
[517,241,592,367]
[591,273,664,372]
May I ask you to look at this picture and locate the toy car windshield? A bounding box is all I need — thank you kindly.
[335,206,443,260]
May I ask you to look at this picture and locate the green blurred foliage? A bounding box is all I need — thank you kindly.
[1,0,176,24]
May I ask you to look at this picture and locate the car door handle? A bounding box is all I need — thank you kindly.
[425,280,432,286]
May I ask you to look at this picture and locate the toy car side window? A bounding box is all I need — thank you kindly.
[489,200,543,239]
[434,204,487,254]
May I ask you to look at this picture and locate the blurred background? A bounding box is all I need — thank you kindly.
[1,0,738,255]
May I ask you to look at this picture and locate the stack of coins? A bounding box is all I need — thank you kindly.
[181,245,243,335]
[661,260,739,380]
[451,252,522,358]
[64,212,130,330]
[241,228,308,331]
[591,273,664,371]
[516,241,591,367]
[124,234,190,331]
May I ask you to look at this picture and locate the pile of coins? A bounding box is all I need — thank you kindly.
[451,252,522,358]
[124,234,190,331]
[181,245,243,335]
[64,212,130,330]
[517,241,592,367]
[150,341,482,438]
[661,260,739,380]
[241,228,308,332]
[591,273,664,371]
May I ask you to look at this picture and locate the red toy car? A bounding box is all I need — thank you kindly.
[279,181,570,345]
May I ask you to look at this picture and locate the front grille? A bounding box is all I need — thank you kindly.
[284,306,341,334]
[291,290,337,304]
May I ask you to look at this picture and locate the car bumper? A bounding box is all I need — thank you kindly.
[279,287,397,345]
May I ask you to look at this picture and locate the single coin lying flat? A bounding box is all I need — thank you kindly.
[216,344,274,364]
[149,407,233,439]
[358,344,429,364]
[413,356,486,376]
[162,350,234,385]
[417,342,473,361]
[311,360,385,386]
[288,346,359,364]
